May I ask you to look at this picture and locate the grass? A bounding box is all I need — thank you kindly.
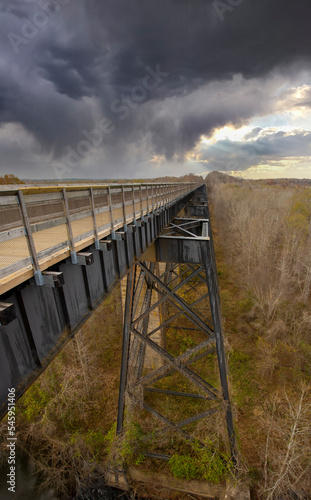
[228,350,259,408]
[168,440,232,483]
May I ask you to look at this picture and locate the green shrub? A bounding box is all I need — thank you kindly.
[21,384,51,421]
[229,350,258,407]
[104,421,145,467]
[168,441,231,483]
[84,429,105,460]
[169,454,200,479]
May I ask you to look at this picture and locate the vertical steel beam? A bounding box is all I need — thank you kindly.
[117,266,135,435]
[17,191,44,285]
[201,240,237,462]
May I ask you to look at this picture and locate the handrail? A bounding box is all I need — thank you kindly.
[0,182,200,293]
[0,181,200,196]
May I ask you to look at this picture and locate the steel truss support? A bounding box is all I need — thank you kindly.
[117,186,236,462]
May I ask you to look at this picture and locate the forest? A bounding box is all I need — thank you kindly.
[208,172,311,498]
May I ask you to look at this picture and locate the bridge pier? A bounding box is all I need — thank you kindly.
[120,264,165,371]
[116,188,237,464]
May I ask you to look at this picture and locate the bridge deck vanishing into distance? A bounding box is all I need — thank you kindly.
[0,181,236,461]
[0,182,195,294]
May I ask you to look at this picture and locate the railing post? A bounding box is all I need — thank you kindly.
[108,186,115,237]
[140,185,143,218]
[146,184,150,214]
[132,185,136,221]
[90,187,100,250]
[62,188,77,264]
[17,190,44,286]
[122,185,127,229]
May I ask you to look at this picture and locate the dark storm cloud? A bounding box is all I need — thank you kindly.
[49,1,311,93]
[0,0,311,177]
[146,77,272,159]
[198,129,311,172]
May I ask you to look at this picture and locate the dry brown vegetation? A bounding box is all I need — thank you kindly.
[0,287,124,496]
[207,173,311,498]
[0,174,24,184]
[1,173,311,499]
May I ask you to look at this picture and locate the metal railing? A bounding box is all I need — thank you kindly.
[0,183,198,291]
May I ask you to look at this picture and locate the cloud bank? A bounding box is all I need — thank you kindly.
[0,0,310,178]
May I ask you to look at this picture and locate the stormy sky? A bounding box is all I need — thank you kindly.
[0,0,311,180]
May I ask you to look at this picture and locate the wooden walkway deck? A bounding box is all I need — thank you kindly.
[0,183,196,295]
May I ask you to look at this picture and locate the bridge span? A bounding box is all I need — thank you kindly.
[0,183,198,410]
[0,181,236,462]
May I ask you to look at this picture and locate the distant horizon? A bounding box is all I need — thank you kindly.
[20,169,311,180]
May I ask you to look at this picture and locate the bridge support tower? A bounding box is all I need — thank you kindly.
[116,187,236,464]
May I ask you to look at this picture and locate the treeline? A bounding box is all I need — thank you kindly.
[12,173,202,186]
[0,174,24,185]
[206,170,311,188]
[207,172,311,498]
[151,172,203,183]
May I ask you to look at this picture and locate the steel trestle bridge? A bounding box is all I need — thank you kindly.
[0,181,236,462]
